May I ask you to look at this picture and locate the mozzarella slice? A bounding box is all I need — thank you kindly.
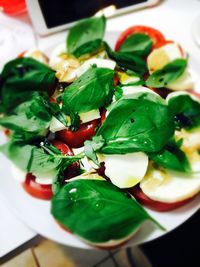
[49,117,67,133]
[11,164,26,182]
[140,164,200,203]
[76,58,116,77]
[79,109,101,123]
[118,71,140,85]
[121,85,158,99]
[166,70,194,90]
[49,43,66,68]
[104,152,149,188]
[24,48,48,65]
[147,43,182,73]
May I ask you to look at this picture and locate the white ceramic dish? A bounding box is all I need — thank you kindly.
[0,32,200,249]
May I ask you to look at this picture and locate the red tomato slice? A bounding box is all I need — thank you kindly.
[114,74,119,87]
[130,186,196,212]
[56,119,100,148]
[23,173,53,201]
[115,25,166,51]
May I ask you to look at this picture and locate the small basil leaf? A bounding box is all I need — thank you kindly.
[67,16,106,57]
[105,43,147,75]
[119,33,153,56]
[114,86,123,101]
[84,136,105,166]
[62,67,114,114]
[51,179,162,243]
[146,59,187,88]
[167,93,200,129]
[149,140,191,172]
[97,93,174,154]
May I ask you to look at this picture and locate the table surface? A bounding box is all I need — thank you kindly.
[0,0,200,263]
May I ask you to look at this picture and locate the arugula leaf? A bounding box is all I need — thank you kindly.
[149,140,191,172]
[96,92,174,154]
[0,92,52,140]
[105,43,147,75]
[51,179,162,243]
[62,67,114,114]
[0,57,56,113]
[146,59,187,88]
[167,93,200,129]
[84,136,105,166]
[119,33,153,56]
[67,16,106,57]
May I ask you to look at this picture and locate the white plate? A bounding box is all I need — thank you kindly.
[0,32,200,249]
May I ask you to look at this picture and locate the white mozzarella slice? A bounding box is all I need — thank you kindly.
[76,58,116,77]
[34,169,57,185]
[121,85,158,99]
[79,109,101,123]
[104,152,149,188]
[49,117,67,133]
[66,173,105,182]
[166,70,194,90]
[147,43,182,73]
[11,164,26,182]
[49,43,66,68]
[140,165,200,203]
[24,48,48,65]
[118,72,140,85]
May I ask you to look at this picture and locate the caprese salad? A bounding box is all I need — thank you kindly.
[0,16,200,248]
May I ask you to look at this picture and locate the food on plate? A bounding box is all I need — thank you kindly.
[0,15,199,248]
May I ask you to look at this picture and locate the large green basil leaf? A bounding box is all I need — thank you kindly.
[62,67,114,114]
[149,140,191,172]
[167,93,200,129]
[105,43,147,75]
[67,16,106,57]
[119,33,153,56]
[97,92,174,154]
[146,59,187,88]
[0,92,52,140]
[0,140,34,171]
[0,57,56,113]
[51,179,161,243]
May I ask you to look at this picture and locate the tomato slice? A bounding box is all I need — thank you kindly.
[115,25,166,51]
[56,119,100,148]
[130,185,195,212]
[23,173,53,201]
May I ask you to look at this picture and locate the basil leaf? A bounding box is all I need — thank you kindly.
[0,92,52,140]
[0,140,34,171]
[62,67,114,114]
[84,136,105,166]
[97,93,174,154]
[167,93,200,129]
[105,43,147,75]
[0,57,56,113]
[119,33,153,56]
[114,86,123,101]
[146,59,187,88]
[67,16,106,57]
[51,179,161,243]
[149,140,191,172]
